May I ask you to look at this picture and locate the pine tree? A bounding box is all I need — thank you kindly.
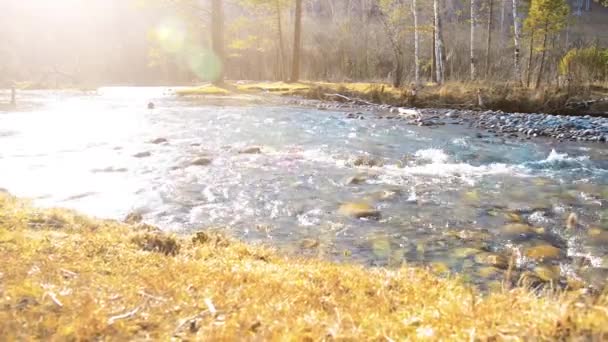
[524,0,569,88]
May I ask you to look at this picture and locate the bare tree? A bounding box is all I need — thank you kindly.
[485,0,493,77]
[470,0,478,80]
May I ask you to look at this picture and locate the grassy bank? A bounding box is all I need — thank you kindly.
[1,193,608,340]
[177,81,608,115]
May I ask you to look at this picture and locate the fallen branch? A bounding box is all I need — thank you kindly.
[323,93,376,106]
[108,306,140,325]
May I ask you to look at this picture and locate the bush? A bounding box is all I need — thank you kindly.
[559,46,608,84]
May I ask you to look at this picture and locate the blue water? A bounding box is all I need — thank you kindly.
[1,87,607,286]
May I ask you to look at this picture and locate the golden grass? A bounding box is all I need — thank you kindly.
[3,193,608,340]
[175,85,231,96]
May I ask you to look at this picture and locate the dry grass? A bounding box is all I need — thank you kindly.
[3,193,608,340]
[175,85,231,96]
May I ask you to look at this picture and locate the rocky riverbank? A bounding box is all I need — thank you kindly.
[286,98,608,143]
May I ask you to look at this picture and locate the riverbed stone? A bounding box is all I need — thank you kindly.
[474,252,509,269]
[239,146,262,154]
[501,223,537,237]
[191,157,213,166]
[534,265,560,282]
[524,244,562,261]
[149,138,168,144]
[133,151,151,158]
[351,155,383,167]
[338,202,380,219]
[452,247,483,258]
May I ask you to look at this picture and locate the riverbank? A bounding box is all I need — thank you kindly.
[176,81,608,143]
[176,81,608,115]
[1,192,608,340]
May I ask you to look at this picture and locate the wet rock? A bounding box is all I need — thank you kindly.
[147,102,155,109]
[239,146,262,154]
[444,229,491,242]
[524,244,562,262]
[501,223,538,238]
[191,157,213,166]
[474,252,509,269]
[452,247,483,258]
[345,174,369,185]
[566,212,578,230]
[133,151,151,158]
[149,138,168,144]
[338,202,380,219]
[366,189,400,202]
[351,155,384,167]
[300,238,320,249]
[478,266,502,278]
[92,166,128,173]
[533,265,561,282]
[124,212,143,224]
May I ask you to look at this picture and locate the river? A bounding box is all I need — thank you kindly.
[1,87,607,289]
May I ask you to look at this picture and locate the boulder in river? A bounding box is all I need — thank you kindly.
[524,244,562,262]
[351,155,384,167]
[239,146,262,154]
[133,152,151,158]
[191,157,213,166]
[474,252,509,269]
[566,213,578,230]
[338,202,380,219]
[149,138,168,144]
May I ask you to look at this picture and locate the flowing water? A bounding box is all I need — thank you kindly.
[2,87,608,288]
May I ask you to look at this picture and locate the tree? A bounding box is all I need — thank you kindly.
[512,0,522,83]
[290,0,303,82]
[434,0,445,84]
[211,0,225,85]
[470,0,478,80]
[412,0,420,85]
[524,0,569,88]
[485,0,494,77]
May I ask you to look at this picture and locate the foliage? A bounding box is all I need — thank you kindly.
[524,0,570,36]
[559,46,608,82]
[2,193,608,339]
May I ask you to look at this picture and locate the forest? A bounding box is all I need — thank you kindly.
[1,0,607,89]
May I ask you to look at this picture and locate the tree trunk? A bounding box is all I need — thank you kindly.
[432,22,436,83]
[512,0,522,83]
[470,0,477,81]
[485,0,493,78]
[535,23,548,89]
[275,0,286,81]
[394,57,403,88]
[211,0,225,85]
[290,0,303,82]
[526,32,535,88]
[412,0,420,85]
[434,0,445,84]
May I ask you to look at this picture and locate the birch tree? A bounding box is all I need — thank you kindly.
[434,0,445,84]
[290,0,303,82]
[412,0,420,85]
[485,0,494,77]
[512,0,522,83]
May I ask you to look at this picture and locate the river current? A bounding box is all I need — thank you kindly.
[1,87,607,288]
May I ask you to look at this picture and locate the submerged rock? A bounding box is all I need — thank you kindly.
[338,202,380,219]
[524,244,562,262]
[239,146,262,154]
[474,252,509,269]
[533,265,561,282]
[351,155,384,167]
[133,151,151,158]
[149,138,168,144]
[566,213,578,230]
[191,157,213,166]
[345,174,369,185]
